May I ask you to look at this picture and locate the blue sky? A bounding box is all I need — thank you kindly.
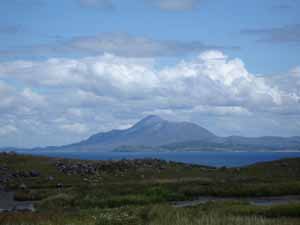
[1,0,299,73]
[0,0,300,147]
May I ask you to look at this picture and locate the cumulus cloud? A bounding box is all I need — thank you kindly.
[148,0,202,11]
[0,125,17,136]
[0,51,299,146]
[290,66,300,77]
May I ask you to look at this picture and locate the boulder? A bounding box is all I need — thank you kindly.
[19,183,27,190]
[47,176,54,181]
[12,203,35,212]
[56,183,63,189]
[30,170,40,177]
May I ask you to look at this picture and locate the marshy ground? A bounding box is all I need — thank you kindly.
[0,152,300,225]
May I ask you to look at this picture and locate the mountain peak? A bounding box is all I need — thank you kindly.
[64,115,218,151]
[131,115,165,130]
[142,115,163,123]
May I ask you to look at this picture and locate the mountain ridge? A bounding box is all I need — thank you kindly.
[61,115,217,151]
[1,115,300,152]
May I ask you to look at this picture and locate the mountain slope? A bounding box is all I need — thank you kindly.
[5,115,300,152]
[59,115,217,151]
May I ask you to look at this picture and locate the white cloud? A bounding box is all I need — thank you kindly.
[22,88,46,107]
[0,125,17,136]
[0,51,299,146]
[0,33,237,59]
[78,0,114,9]
[60,123,89,135]
[149,0,202,11]
[290,66,300,77]
[67,33,235,57]
[190,106,252,116]
[0,81,15,110]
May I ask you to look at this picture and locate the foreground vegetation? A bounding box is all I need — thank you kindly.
[0,152,300,224]
[1,203,300,225]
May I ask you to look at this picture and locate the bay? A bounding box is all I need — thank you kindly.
[18,150,300,167]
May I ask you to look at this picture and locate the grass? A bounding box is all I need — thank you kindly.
[144,203,300,225]
[0,153,300,224]
[1,204,300,225]
[148,213,300,225]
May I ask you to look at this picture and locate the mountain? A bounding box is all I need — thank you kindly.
[2,115,300,152]
[53,115,217,151]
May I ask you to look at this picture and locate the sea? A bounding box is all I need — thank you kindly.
[16,150,300,168]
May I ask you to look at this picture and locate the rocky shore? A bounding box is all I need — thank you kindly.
[0,151,179,187]
[54,158,174,176]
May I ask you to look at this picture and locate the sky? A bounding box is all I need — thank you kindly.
[0,0,300,147]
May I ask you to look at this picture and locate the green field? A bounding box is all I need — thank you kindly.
[0,153,300,225]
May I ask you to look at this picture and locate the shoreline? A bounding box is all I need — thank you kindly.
[3,150,300,169]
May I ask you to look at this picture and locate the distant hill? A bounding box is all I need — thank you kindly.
[49,115,217,151]
[1,115,300,152]
[162,136,300,151]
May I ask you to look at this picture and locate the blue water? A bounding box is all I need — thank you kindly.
[18,151,300,167]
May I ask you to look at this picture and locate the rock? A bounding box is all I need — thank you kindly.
[12,203,35,212]
[8,151,17,156]
[54,158,182,178]
[30,170,40,177]
[19,171,30,178]
[56,183,63,189]
[12,172,19,178]
[47,176,54,181]
[0,177,9,184]
[19,183,27,190]
[0,209,10,213]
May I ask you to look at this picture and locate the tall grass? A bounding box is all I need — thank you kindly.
[149,214,300,225]
[1,204,300,225]
[147,205,300,225]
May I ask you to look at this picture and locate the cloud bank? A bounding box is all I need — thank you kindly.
[0,33,237,59]
[0,51,299,147]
